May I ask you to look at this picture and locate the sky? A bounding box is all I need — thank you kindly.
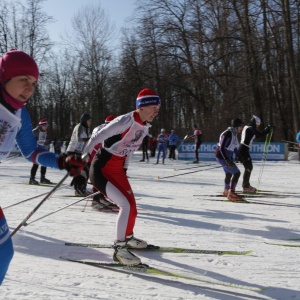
[21,0,138,49]
[1,152,300,299]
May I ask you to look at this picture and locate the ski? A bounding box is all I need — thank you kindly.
[62,194,93,198]
[265,242,300,248]
[197,197,300,207]
[19,182,57,188]
[253,190,300,196]
[64,242,253,255]
[94,207,119,213]
[193,193,285,199]
[60,256,262,292]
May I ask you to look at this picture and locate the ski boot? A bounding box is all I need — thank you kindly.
[40,177,52,184]
[113,240,141,265]
[227,190,243,201]
[29,177,39,185]
[243,186,257,193]
[126,234,148,249]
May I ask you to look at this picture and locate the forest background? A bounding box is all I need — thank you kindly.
[1,0,299,143]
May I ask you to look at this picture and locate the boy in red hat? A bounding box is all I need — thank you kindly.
[82,88,161,265]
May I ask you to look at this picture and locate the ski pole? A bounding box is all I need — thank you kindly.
[10,173,69,237]
[3,185,67,210]
[177,135,189,149]
[1,153,22,163]
[24,191,100,226]
[281,140,299,145]
[174,162,218,171]
[157,165,222,179]
[257,131,273,191]
[81,195,93,212]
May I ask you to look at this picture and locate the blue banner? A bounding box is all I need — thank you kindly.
[178,142,286,161]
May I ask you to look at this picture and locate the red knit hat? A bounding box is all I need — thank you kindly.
[136,88,161,109]
[105,115,116,123]
[1,49,39,82]
[39,119,48,126]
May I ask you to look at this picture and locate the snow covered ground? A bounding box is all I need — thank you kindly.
[1,152,300,300]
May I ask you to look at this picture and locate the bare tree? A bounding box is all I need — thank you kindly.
[65,3,115,126]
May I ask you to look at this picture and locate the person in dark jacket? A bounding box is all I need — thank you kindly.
[237,115,274,193]
[191,125,202,163]
[140,135,149,162]
[168,129,181,160]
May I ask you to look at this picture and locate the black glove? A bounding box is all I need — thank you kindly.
[58,154,85,176]
[225,159,236,168]
[265,125,275,133]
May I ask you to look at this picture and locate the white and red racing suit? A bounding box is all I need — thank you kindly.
[83,110,150,241]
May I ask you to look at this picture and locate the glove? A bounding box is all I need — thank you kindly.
[265,125,275,133]
[225,159,236,168]
[58,154,85,176]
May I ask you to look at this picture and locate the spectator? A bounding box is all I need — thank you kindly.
[156,128,168,164]
[168,129,181,160]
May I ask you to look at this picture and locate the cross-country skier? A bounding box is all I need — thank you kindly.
[89,115,117,209]
[82,88,161,265]
[237,115,274,193]
[29,118,53,184]
[215,118,244,201]
[0,49,85,284]
[67,113,92,196]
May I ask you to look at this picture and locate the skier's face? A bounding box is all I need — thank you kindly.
[5,75,37,102]
[138,105,160,122]
[237,125,244,133]
[86,119,92,127]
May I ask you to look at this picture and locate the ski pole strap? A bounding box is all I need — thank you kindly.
[10,172,69,237]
